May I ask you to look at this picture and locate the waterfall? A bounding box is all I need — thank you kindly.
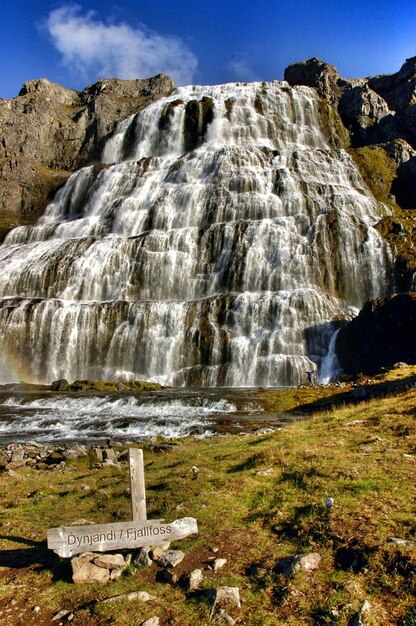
[0,81,392,386]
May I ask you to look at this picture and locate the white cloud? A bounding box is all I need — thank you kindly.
[228,59,261,82]
[46,5,197,85]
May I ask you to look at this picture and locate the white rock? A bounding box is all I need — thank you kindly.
[101,591,156,604]
[188,568,204,590]
[387,537,416,547]
[149,542,171,560]
[157,549,185,568]
[256,469,273,476]
[93,554,127,570]
[71,553,110,584]
[141,618,159,626]
[213,558,227,572]
[214,586,241,609]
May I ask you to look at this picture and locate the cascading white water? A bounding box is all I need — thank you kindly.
[0,81,392,386]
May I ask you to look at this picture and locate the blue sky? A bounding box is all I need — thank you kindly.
[1,0,415,99]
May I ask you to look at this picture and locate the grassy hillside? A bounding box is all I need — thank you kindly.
[0,371,415,625]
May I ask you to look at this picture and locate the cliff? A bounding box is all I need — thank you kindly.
[285,57,416,291]
[0,74,174,240]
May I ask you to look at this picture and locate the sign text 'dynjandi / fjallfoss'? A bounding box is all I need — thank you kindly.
[48,517,198,558]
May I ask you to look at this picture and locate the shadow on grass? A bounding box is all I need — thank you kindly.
[0,535,71,581]
[286,374,416,416]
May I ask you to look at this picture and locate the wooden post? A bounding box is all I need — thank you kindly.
[129,448,147,521]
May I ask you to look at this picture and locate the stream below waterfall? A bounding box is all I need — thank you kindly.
[0,387,303,444]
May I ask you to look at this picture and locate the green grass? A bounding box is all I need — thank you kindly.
[0,371,415,624]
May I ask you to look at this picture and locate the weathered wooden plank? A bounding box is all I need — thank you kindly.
[129,448,147,521]
[47,517,198,558]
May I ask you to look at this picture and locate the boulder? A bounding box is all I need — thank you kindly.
[187,568,204,590]
[212,558,227,572]
[157,549,185,568]
[71,553,110,584]
[51,379,69,391]
[93,554,127,570]
[212,586,241,609]
[275,552,322,576]
[134,547,153,567]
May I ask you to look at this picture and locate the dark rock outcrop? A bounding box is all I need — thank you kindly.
[336,292,416,374]
[0,74,174,241]
[284,57,342,104]
[183,97,214,152]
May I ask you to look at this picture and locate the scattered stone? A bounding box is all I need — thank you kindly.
[134,547,153,567]
[11,449,26,463]
[275,553,322,576]
[51,379,70,391]
[187,568,204,590]
[387,537,416,547]
[212,608,236,625]
[212,586,241,609]
[93,448,104,462]
[33,606,40,612]
[100,591,157,604]
[189,465,200,479]
[96,459,118,469]
[52,609,73,622]
[140,618,159,626]
[102,448,118,464]
[325,497,334,510]
[256,468,274,476]
[0,450,8,468]
[93,553,127,570]
[157,549,185,568]
[63,444,88,459]
[213,558,227,572]
[71,553,110,584]
[44,451,66,465]
[149,542,171,560]
[348,599,372,626]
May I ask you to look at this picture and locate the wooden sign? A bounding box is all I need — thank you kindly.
[48,517,198,558]
[47,448,198,558]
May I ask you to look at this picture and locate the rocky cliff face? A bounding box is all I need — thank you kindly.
[336,292,416,374]
[0,74,174,240]
[286,56,416,291]
[285,56,416,150]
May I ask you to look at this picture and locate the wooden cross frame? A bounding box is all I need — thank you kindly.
[48,448,198,558]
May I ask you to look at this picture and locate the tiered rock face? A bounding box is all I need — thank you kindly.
[0,75,174,240]
[0,81,392,387]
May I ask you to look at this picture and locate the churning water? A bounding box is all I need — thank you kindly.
[0,81,391,387]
